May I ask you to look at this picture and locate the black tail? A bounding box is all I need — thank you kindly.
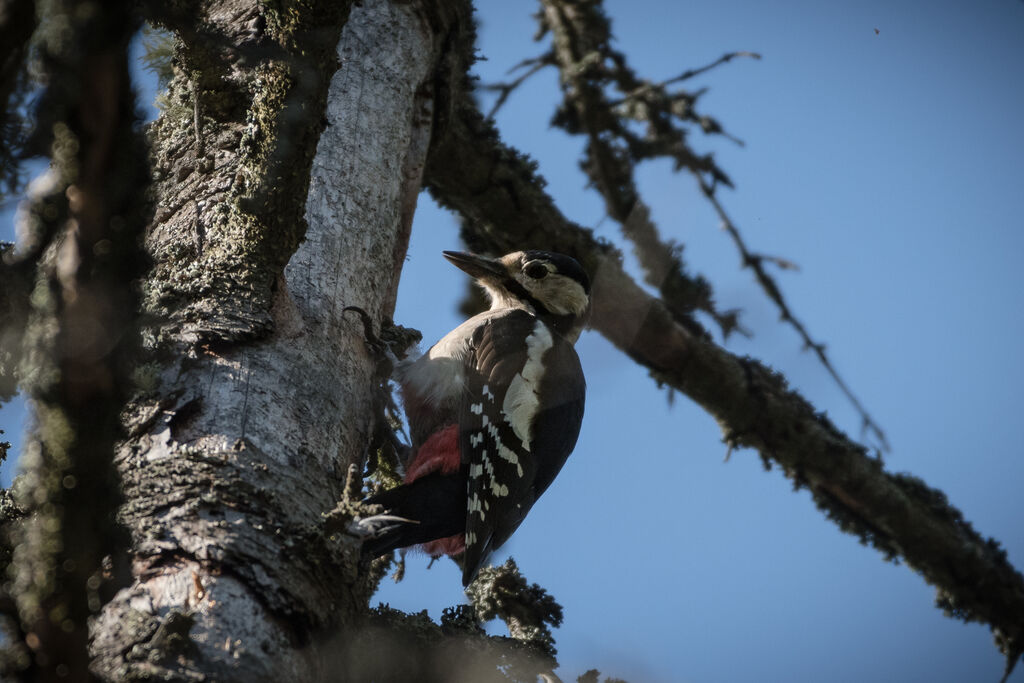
[360,471,467,559]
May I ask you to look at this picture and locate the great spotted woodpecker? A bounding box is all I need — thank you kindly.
[361,250,590,586]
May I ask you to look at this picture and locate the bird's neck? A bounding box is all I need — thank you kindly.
[488,299,586,344]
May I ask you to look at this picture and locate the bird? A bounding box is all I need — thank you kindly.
[359,249,590,586]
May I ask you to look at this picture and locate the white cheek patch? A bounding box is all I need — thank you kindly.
[502,322,554,452]
[544,278,588,316]
[518,274,588,317]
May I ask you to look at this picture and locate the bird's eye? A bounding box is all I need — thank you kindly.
[523,261,549,280]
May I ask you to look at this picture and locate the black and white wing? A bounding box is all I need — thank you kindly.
[458,309,585,586]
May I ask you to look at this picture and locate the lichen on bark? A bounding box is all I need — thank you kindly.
[86,0,474,679]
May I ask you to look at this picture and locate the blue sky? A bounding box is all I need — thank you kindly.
[3,1,1024,681]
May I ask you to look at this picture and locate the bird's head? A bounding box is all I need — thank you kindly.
[442,250,591,341]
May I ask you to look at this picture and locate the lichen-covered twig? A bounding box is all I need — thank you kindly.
[527,0,886,449]
[539,0,746,340]
[467,558,563,663]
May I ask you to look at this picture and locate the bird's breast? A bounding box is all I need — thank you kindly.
[398,309,513,413]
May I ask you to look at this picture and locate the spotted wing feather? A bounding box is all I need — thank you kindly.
[458,309,585,586]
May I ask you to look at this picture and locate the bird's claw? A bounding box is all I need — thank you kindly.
[349,513,419,539]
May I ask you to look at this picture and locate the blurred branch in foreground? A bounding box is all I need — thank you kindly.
[1,0,149,679]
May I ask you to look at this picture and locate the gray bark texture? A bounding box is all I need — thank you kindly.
[88,0,451,679]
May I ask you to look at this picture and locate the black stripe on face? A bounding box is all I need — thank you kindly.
[501,275,583,337]
[502,277,547,314]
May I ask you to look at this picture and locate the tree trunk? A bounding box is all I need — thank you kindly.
[88,0,445,678]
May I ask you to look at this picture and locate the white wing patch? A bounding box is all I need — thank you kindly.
[468,493,485,519]
[502,321,554,451]
[487,456,510,497]
[480,417,524,477]
[497,443,523,478]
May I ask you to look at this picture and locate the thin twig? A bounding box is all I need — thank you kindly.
[609,50,761,106]
[699,177,889,452]
[483,53,553,119]
[663,50,761,86]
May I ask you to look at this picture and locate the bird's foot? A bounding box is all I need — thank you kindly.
[348,513,420,540]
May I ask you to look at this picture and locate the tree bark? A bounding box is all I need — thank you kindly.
[89,0,448,679]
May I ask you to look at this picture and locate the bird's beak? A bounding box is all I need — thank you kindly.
[442,251,505,281]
